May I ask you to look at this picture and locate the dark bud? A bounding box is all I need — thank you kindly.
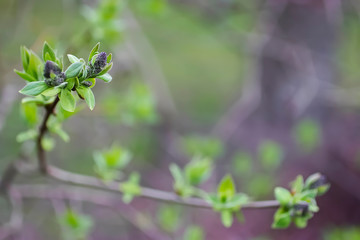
[53,72,65,86]
[82,81,93,87]
[294,202,309,217]
[93,52,107,74]
[44,60,62,78]
[44,78,52,86]
[309,175,327,189]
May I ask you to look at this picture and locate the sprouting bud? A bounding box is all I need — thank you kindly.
[44,60,62,78]
[308,175,327,189]
[294,202,309,217]
[53,72,66,86]
[82,81,92,87]
[93,52,107,74]
[44,61,65,87]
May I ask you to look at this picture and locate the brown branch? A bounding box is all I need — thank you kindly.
[0,96,59,194]
[47,165,279,210]
[37,96,59,174]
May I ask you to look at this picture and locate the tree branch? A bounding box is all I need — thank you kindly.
[37,96,59,174]
[47,165,279,210]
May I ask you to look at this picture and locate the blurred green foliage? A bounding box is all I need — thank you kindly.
[232,150,252,176]
[294,118,321,153]
[181,136,224,159]
[157,204,182,233]
[183,225,205,240]
[258,140,284,170]
[93,143,131,181]
[324,226,360,240]
[0,0,348,237]
[59,209,93,240]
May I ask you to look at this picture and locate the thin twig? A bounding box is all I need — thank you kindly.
[47,165,279,210]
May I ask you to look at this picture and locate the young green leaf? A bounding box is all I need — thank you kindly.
[67,54,80,64]
[88,42,100,62]
[76,86,95,110]
[185,157,212,185]
[16,129,38,143]
[274,187,292,206]
[103,144,131,168]
[51,126,70,142]
[294,216,309,228]
[41,87,61,97]
[272,208,291,229]
[20,46,30,70]
[42,41,56,62]
[291,175,304,194]
[97,62,113,76]
[14,69,37,82]
[65,62,84,79]
[59,209,93,240]
[169,164,185,188]
[107,53,112,63]
[21,97,45,105]
[19,81,49,96]
[66,78,76,90]
[218,174,236,201]
[27,51,42,80]
[41,137,55,151]
[221,210,233,228]
[120,172,142,204]
[96,73,112,83]
[21,102,38,125]
[60,89,76,112]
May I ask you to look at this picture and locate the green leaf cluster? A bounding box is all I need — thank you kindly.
[133,0,169,16]
[258,140,284,170]
[17,42,113,112]
[206,175,249,228]
[169,156,212,197]
[181,136,224,159]
[93,144,131,182]
[293,118,322,153]
[156,205,182,233]
[272,173,330,229]
[119,172,142,203]
[119,83,158,126]
[59,209,93,240]
[184,225,205,240]
[81,0,125,43]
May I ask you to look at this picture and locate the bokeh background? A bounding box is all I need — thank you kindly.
[0,0,360,239]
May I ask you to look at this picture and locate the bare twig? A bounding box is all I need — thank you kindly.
[47,165,279,210]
